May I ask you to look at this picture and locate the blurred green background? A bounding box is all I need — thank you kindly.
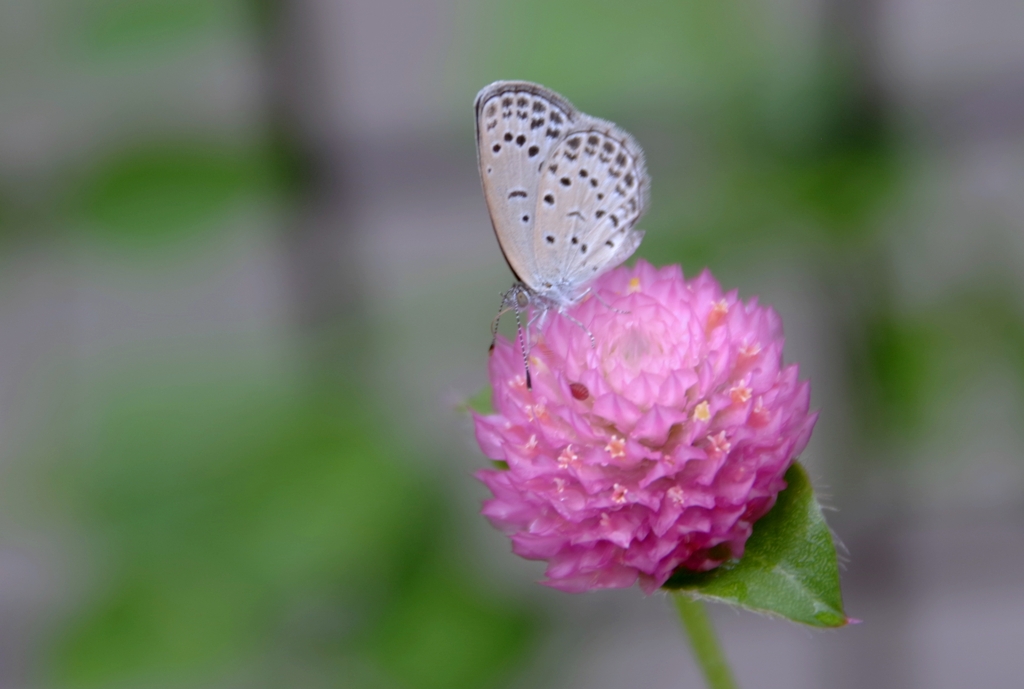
[1,0,1023,687]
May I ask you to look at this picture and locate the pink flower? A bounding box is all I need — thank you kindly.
[474,261,817,593]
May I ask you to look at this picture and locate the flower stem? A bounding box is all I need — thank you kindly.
[672,593,739,689]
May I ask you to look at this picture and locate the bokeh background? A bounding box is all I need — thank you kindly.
[2,0,1023,687]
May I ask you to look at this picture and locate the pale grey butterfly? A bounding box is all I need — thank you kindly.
[474,81,650,387]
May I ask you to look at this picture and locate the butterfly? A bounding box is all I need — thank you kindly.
[474,81,650,386]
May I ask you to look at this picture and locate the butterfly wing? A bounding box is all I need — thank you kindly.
[531,115,649,302]
[475,82,578,290]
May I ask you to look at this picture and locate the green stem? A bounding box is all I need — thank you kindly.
[672,593,739,689]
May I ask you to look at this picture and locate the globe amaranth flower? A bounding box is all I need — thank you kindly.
[473,260,817,593]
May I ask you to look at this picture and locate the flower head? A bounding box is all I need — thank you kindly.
[474,261,817,593]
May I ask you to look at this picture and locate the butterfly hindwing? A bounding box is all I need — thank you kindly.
[531,116,649,297]
[475,82,578,290]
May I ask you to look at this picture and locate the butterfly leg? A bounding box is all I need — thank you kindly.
[557,310,596,349]
[510,287,533,390]
[490,285,524,351]
[526,305,548,333]
[592,289,629,315]
[490,285,535,389]
[490,303,513,352]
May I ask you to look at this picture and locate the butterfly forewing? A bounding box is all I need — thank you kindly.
[475,82,578,290]
[531,117,649,297]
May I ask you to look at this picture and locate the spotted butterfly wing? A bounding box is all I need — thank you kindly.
[475,82,578,291]
[531,118,649,303]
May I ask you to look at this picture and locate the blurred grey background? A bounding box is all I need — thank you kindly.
[1,0,1023,687]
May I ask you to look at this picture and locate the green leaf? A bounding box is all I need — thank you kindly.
[663,462,850,628]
